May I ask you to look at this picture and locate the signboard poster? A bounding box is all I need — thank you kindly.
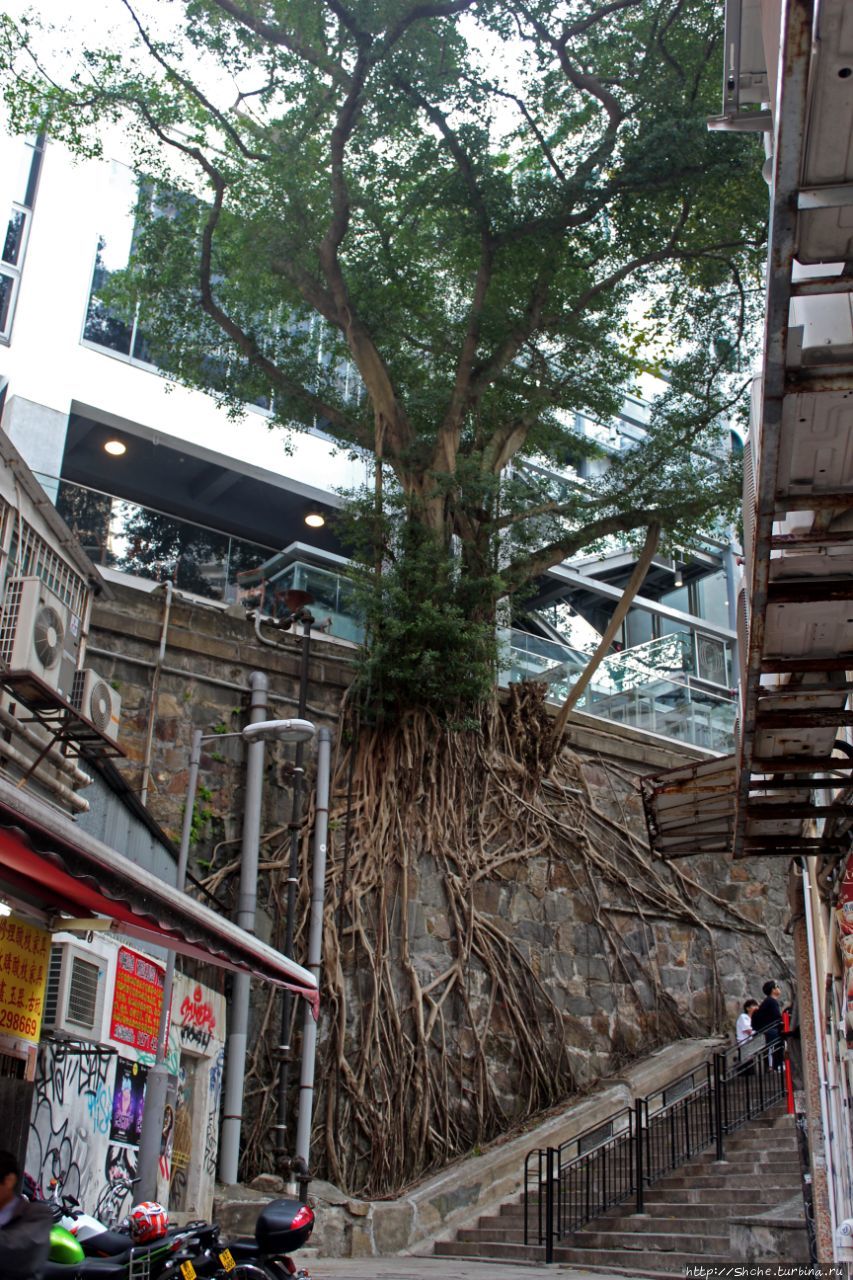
[110,1056,147,1145]
[109,945,166,1054]
[0,913,50,1044]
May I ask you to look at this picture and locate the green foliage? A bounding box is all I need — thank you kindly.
[0,0,767,716]
[186,783,214,844]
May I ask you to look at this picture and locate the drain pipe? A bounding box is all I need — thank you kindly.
[294,726,331,1179]
[219,671,268,1184]
[140,581,172,807]
[274,612,313,1169]
[799,857,839,1253]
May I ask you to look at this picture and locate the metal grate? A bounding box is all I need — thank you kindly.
[65,955,101,1030]
[8,518,88,617]
[0,577,23,668]
[0,1052,25,1080]
[42,945,63,1027]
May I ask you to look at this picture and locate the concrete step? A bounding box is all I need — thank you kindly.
[640,1184,798,1205]
[437,1238,736,1270]
[566,1228,728,1251]
[609,1199,793,1220]
[652,1171,800,1191]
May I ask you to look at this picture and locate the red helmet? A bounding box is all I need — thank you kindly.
[128,1201,169,1243]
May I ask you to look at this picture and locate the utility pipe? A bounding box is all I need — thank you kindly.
[84,645,338,718]
[294,727,331,1174]
[0,737,90,812]
[140,582,172,807]
[800,857,839,1253]
[136,726,201,1202]
[219,671,268,1184]
[274,615,312,1167]
[0,704,92,787]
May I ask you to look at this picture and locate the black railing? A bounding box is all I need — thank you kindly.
[525,1036,787,1262]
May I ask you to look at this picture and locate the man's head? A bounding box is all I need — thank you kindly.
[0,1150,20,1209]
[762,980,781,998]
[744,999,759,1015]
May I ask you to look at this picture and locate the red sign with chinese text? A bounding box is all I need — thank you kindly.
[109,945,166,1054]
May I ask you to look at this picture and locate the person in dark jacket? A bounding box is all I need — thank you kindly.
[0,1149,52,1279]
[751,980,785,1070]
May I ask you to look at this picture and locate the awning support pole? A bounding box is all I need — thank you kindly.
[294,726,331,1185]
[136,725,202,1202]
[220,671,269,1185]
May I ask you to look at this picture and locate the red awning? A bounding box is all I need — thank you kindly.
[0,781,318,1015]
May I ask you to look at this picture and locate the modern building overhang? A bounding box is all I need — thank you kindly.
[61,409,344,558]
[0,775,318,1012]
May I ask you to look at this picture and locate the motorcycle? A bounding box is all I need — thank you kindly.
[42,1223,199,1278]
[210,1197,315,1279]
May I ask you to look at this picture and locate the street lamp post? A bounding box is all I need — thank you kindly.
[135,689,316,1203]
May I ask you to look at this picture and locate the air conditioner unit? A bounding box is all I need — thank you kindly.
[695,634,729,687]
[72,668,121,741]
[0,577,82,701]
[42,943,108,1043]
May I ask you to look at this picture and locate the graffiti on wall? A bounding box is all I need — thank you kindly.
[28,1044,114,1204]
[179,987,217,1052]
[204,1048,224,1177]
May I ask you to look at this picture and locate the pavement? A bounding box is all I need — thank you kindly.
[307,1259,632,1280]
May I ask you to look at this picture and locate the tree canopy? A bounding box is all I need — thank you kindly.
[1,0,766,716]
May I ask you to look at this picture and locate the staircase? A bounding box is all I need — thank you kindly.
[436,1102,808,1274]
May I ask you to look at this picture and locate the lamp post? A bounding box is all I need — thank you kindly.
[136,691,316,1202]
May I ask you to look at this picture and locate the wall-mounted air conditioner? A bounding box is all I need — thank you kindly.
[72,668,121,741]
[42,943,108,1043]
[0,576,82,701]
[695,634,729,687]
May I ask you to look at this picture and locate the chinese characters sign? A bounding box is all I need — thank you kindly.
[109,945,165,1054]
[0,913,50,1044]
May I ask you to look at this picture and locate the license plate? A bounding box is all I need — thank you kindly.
[180,1263,197,1280]
[218,1250,236,1272]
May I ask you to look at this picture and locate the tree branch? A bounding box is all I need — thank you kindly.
[549,521,661,747]
[119,0,269,162]
[208,0,351,86]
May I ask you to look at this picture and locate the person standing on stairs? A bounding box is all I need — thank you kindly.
[737,998,759,1044]
[751,980,785,1070]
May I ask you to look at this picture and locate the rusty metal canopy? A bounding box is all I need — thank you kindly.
[732,0,853,860]
[641,755,738,858]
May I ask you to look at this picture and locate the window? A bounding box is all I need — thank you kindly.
[0,135,45,344]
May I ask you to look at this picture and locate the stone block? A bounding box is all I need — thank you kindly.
[249,1173,285,1193]
[371,1201,416,1254]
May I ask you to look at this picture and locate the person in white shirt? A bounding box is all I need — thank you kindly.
[736,998,759,1044]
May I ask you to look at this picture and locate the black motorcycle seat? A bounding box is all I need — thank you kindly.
[227,1237,262,1260]
[81,1228,136,1256]
[43,1259,129,1278]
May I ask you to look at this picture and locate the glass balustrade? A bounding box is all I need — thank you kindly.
[51,479,734,750]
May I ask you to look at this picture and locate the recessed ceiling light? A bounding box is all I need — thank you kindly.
[104,440,127,457]
[304,511,325,529]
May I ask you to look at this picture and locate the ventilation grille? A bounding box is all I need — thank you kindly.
[42,946,63,1028]
[0,578,24,668]
[65,956,102,1031]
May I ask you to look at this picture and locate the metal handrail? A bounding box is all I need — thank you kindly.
[525,1036,787,1262]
